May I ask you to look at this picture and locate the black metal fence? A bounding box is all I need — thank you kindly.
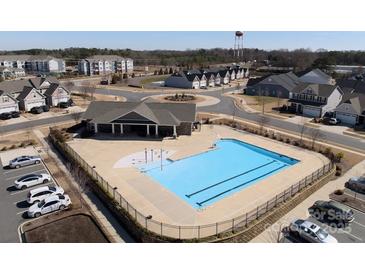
[59,140,333,240]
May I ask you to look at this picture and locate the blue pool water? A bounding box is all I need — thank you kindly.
[139,139,299,209]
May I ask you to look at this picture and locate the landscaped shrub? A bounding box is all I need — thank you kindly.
[292,140,300,146]
[334,189,344,195]
[10,144,17,149]
[335,152,344,163]
[28,139,36,146]
[1,146,7,151]
[286,138,290,144]
[324,147,332,156]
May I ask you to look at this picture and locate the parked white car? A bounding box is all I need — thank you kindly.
[14,173,51,190]
[288,219,338,243]
[27,194,72,218]
[27,185,64,204]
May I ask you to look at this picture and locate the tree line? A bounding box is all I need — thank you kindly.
[1,47,365,71]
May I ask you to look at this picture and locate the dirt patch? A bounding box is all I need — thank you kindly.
[71,92,126,108]
[0,131,40,151]
[24,213,109,243]
[235,94,288,114]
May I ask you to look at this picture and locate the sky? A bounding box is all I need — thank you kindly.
[1,31,365,51]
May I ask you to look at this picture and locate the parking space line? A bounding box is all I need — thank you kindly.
[4,168,46,181]
[341,229,362,241]
[16,209,28,216]
[3,164,43,174]
[9,182,54,196]
[353,221,365,229]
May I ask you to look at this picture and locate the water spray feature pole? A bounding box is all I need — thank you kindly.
[160,148,163,171]
[145,148,147,163]
[151,149,153,161]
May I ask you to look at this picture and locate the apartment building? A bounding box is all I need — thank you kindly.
[0,55,66,74]
[78,55,133,76]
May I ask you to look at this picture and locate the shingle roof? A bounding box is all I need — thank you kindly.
[291,82,341,97]
[16,86,45,101]
[85,55,126,62]
[337,79,365,95]
[0,79,31,93]
[83,101,196,126]
[263,72,301,92]
[297,68,332,80]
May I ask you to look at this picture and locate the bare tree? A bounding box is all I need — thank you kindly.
[62,80,75,92]
[66,162,90,208]
[297,117,307,146]
[308,128,325,150]
[258,115,269,135]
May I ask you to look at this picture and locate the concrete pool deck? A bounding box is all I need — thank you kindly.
[67,125,329,228]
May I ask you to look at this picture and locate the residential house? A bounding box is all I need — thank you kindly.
[78,55,133,76]
[0,66,26,79]
[297,68,335,85]
[44,83,71,107]
[0,90,19,114]
[17,86,46,111]
[337,79,365,95]
[245,72,301,98]
[288,83,344,118]
[334,91,365,125]
[83,101,196,137]
[164,71,201,89]
[0,76,70,111]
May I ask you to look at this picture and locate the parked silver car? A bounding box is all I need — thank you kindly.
[345,176,365,194]
[288,219,337,243]
[27,185,64,204]
[8,155,41,169]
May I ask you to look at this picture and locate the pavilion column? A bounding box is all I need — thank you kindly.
[146,125,150,136]
[120,124,124,134]
[155,125,158,136]
[112,123,115,134]
[94,123,98,133]
[173,125,177,136]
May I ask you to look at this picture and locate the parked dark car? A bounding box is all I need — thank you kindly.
[68,98,75,106]
[42,105,50,112]
[308,200,354,224]
[345,176,365,194]
[10,111,20,118]
[59,102,69,108]
[0,112,12,120]
[30,106,44,114]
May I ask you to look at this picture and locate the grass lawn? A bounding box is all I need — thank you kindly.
[140,75,169,85]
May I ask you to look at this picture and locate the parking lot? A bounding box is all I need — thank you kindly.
[0,148,56,242]
[281,194,365,243]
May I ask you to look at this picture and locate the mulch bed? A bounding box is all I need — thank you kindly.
[24,213,109,243]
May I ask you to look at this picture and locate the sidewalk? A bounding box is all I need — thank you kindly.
[33,129,135,243]
[250,159,365,242]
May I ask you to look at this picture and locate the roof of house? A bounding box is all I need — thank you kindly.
[16,86,45,101]
[297,68,332,80]
[43,83,69,96]
[337,79,365,95]
[83,101,196,126]
[291,82,341,97]
[260,72,301,92]
[337,92,365,115]
[246,77,265,87]
[0,79,31,93]
[29,76,59,89]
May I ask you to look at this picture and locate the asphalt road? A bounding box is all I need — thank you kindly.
[0,160,56,242]
[1,86,364,153]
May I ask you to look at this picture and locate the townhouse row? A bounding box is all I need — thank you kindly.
[245,68,365,126]
[0,77,71,114]
[165,65,250,89]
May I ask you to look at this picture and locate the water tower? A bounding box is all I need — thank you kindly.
[234,31,244,59]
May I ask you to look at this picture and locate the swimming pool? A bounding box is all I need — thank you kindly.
[139,139,299,209]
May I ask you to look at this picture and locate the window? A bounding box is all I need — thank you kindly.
[3,97,9,103]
